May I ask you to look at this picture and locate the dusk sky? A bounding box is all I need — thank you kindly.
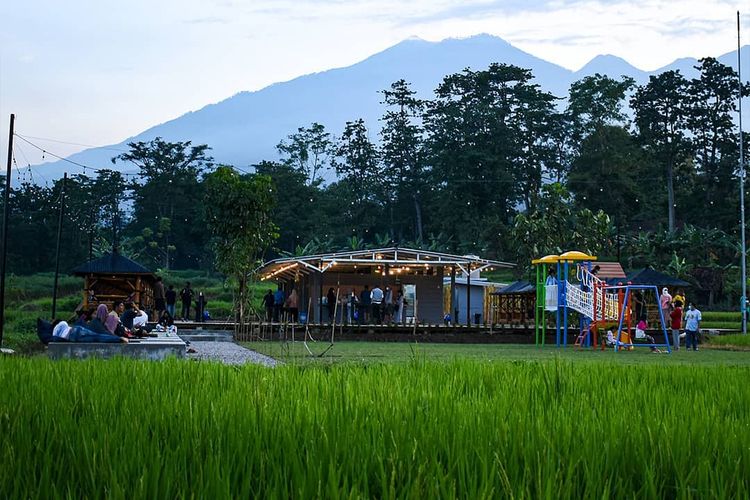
[1,0,747,161]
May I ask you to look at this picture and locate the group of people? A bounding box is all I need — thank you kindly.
[153,279,209,323]
[661,287,702,351]
[42,301,155,344]
[621,286,702,351]
[263,287,299,323]
[262,285,408,325]
[343,285,407,325]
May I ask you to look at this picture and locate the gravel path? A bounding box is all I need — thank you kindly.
[186,341,279,367]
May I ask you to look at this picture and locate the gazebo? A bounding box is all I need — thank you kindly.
[71,252,156,312]
[490,280,535,326]
[256,247,514,324]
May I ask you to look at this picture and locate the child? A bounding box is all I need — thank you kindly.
[636,319,662,353]
[670,301,683,351]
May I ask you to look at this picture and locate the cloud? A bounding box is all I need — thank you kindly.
[183,16,230,25]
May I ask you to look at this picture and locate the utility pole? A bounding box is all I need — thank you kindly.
[51,172,68,319]
[0,114,15,348]
[738,12,747,335]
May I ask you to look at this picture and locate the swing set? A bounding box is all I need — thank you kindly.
[532,251,671,352]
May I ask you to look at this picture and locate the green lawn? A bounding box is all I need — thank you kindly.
[242,340,750,366]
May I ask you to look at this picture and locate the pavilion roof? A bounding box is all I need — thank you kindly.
[257,247,514,281]
[71,252,154,276]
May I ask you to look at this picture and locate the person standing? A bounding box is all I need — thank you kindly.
[285,288,299,323]
[370,284,384,324]
[395,288,405,324]
[660,287,672,322]
[180,282,194,321]
[263,289,275,322]
[273,286,285,322]
[326,288,337,323]
[670,300,683,351]
[153,276,166,321]
[383,286,394,323]
[359,285,371,325]
[684,303,702,351]
[347,289,358,324]
[195,292,207,323]
[545,268,557,286]
[672,289,686,309]
[165,285,177,319]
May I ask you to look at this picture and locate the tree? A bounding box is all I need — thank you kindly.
[424,63,558,251]
[565,75,643,225]
[511,183,613,271]
[254,160,321,252]
[566,74,635,150]
[331,119,383,238]
[277,123,333,187]
[113,137,213,269]
[685,58,747,230]
[380,79,426,242]
[567,125,646,226]
[631,71,691,232]
[204,166,278,328]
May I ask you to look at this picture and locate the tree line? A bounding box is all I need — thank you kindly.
[3,57,747,306]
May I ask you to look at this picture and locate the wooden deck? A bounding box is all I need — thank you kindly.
[169,320,580,344]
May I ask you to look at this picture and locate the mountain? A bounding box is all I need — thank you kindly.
[32,34,750,181]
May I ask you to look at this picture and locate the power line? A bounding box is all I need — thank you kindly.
[13,134,129,153]
[12,133,139,178]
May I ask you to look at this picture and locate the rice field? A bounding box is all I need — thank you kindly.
[1,357,749,498]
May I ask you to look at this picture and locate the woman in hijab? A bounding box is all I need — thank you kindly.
[88,304,114,335]
[659,287,673,321]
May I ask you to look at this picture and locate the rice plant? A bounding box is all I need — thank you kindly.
[0,358,748,498]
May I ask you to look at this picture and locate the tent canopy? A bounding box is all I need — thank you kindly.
[623,268,690,287]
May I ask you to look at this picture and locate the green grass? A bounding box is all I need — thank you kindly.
[708,334,750,349]
[1,357,748,498]
[702,311,742,322]
[702,321,742,330]
[241,341,750,366]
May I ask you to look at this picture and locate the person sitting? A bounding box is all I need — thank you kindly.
[635,319,662,353]
[49,320,127,343]
[605,330,630,349]
[87,304,114,335]
[133,308,149,329]
[120,302,138,330]
[124,304,152,337]
[107,301,126,336]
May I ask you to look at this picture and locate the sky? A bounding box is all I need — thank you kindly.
[0,0,748,161]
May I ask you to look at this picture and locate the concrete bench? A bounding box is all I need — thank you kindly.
[48,337,186,360]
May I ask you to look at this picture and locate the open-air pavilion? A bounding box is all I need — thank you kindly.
[256,247,514,325]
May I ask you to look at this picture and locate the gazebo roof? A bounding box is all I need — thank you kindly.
[71,252,153,276]
[493,280,535,294]
[257,247,514,281]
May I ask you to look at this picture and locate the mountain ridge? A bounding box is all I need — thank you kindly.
[31,34,750,181]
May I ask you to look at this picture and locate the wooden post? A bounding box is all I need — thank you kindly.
[450,266,456,326]
[51,172,67,319]
[466,265,471,325]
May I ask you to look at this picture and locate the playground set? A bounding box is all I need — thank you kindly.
[532,251,671,352]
